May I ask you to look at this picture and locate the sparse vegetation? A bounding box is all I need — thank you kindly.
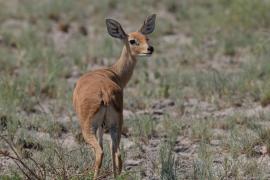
[1,0,270,179]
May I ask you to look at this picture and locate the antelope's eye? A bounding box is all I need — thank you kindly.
[129,39,136,45]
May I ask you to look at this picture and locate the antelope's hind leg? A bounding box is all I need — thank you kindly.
[81,123,103,179]
[80,108,105,179]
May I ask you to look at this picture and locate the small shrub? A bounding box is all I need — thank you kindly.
[160,142,177,180]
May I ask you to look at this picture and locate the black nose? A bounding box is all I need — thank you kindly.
[148,46,154,53]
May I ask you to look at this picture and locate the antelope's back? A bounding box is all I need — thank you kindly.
[73,69,123,122]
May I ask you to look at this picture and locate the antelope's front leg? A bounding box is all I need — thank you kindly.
[109,126,122,178]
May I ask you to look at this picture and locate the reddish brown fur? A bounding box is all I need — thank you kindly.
[73,69,123,121]
[73,16,154,179]
[128,32,149,55]
[73,68,124,179]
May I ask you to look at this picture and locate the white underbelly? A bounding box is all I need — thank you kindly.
[91,105,120,130]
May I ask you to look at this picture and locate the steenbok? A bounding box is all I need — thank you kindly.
[73,14,156,179]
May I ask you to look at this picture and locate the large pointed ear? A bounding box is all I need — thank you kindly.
[105,18,127,39]
[139,14,156,35]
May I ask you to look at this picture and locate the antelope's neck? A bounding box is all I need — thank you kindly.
[111,46,137,88]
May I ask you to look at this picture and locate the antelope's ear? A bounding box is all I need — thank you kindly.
[139,14,156,35]
[105,18,127,39]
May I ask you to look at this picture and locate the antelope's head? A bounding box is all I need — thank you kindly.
[106,14,156,57]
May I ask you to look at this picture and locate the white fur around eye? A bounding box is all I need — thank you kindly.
[129,39,139,46]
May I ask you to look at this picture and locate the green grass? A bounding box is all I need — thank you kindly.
[160,142,177,180]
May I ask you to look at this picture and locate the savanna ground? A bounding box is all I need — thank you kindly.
[1,0,270,179]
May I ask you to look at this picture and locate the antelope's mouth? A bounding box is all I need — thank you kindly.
[138,52,153,56]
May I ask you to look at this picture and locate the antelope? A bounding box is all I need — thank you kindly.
[73,14,156,179]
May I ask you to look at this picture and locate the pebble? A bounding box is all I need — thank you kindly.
[125,159,143,169]
[152,99,175,110]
